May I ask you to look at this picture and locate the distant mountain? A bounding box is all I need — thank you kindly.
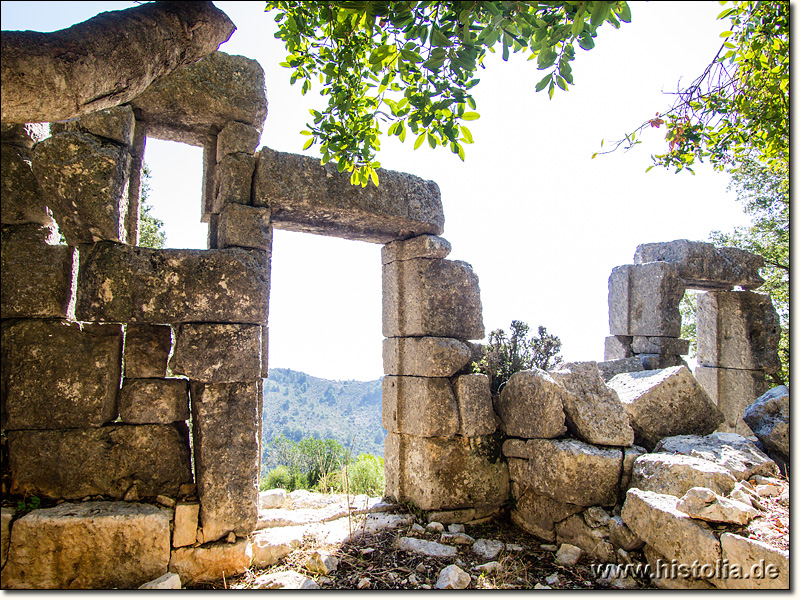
[261,368,386,471]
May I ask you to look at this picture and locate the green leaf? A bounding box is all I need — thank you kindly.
[615,1,632,23]
[414,132,426,150]
[302,138,314,150]
[370,168,380,187]
[399,48,424,63]
[427,132,437,149]
[461,112,480,121]
[590,2,610,28]
[556,75,568,91]
[460,125,474,144]
[431,28,453,47]
[535,74,551,92]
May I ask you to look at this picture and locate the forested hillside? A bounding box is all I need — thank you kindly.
[261,369,386,470]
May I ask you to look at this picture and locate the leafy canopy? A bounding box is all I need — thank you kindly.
[474,320,563,395]
[597,1,788,174]
[265,1,632,186]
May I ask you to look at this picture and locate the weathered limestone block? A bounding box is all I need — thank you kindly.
[383,257,484,339]
[0,502,170,589]
[643,544,717,589]
[384,433,509,511]
[131,52,266,146]
[213,152,256,212]
[125,121,146,244]
[620,445,647,494]
[743,386,789,459]
[1,507,13,568]
[549,361,634,447]
[608,515,644,552]
[632,336,691,356]
[629,453,737,498]
[50,104,135,147]
[1,224,77,319]
[173,502,200,548]
[2,320,122,429]
[697,291,781,373]
[507,439,622,507]
[382,336,471,377]
[118,378,190,424]
[168,538,253,585]
[382,376,458,437]
[171,323,262,383]
[634,239,765,291]
[453,374,497,437]
[8,424,192,499]
[717,533,789,589]
[191,381,260,542]
[382,234,452,264]
[217,204,272,251]
[676,487,759,525]
[124,324,172,379]
[637,353,687,370]
[261,325,269,378]
[496,369,567,439]
[32,131,131,245]
[509,481,582,542]
[216,122,261,161]
[604,335,633,360]
[138,572,182,590]
[597,357,644,382]
[254,147,444,243]
[653,433,778,480]
[1,2,235,124]
[1,123,48,148]
[621,489,722,567]
[251,527,304,567]
[555,513,615,563]
[1,143,53,226]
[608,262,684,337]
[695,366,768,435]
[76,243,270,324]
[607,366,724,450]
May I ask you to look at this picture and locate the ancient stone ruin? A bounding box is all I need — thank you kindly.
[0,2,788,590]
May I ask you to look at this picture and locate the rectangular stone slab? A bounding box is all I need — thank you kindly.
[253,147,444,244]
[382,376,459,437]
[170,323,262,383]
[2,319,122,429]
[8,424,192,499]
[124,324,172,379]
[608,262,684,337]
[75,242,270,324]
[695,366,768,436]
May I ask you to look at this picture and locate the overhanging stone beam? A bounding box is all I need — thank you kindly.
[253,147,444,244]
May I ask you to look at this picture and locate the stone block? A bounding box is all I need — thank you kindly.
[76,242,270,324]
[621,489,722,567]
[171,323,262,383]
[453,374,497,437]
[202,143,217,222]
[124,324,172,379]
[32,131,131,245]
[138,572,182,590]
[509,481,582,542]
[1,123,48,149]
[382,376,458,437]
[191,381,260,542]
[168,538,253,585]
[251,527,304,567]
[630,453,737,498]
[383,257,484,339]
[604,335,633,360]
[118,378,190,424]
[254,147,444,243]
[217,203,272,251]
[632,336,691,356]
[608,262,684,337]
[743,386,789,459]
[1,143,53,226]
[597,357,644,381]
[507,439,622,507]
[0,502,170,589]
[607,366,724,450]
[50,105,136,147]
[637,353,687,370]
[549,361,634,447]
[653,432,778,480]
[8,424,192,500]
[130,52,267,147]
[634,239,764,291]
[261,325,269,378]
[695,366,768,435]
[384,433,509,511]
[620,445,647,495]
[495,369,567,439]
[381,235,451,264]
[2,320,122,429]
[1,224,77,319]
[173,502,200,548]
[696,291,781,373]
[382,336,471,377]
[555,513,615,562]
[216,122,261,161]
[1,507,13,568]
[213,152,256,212]
[717,533,789,589]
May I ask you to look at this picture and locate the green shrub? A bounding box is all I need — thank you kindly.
[318,453,384,496]
[261,465,309,492]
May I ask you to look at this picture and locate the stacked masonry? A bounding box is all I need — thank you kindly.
[601,240,780,435]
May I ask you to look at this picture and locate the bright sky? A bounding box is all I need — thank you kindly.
[2,1,752,382]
